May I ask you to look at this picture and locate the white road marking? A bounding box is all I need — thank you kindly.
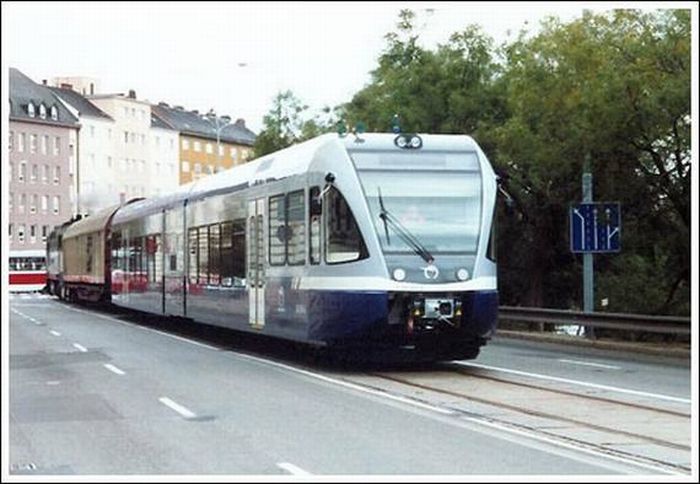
[277,462,312,476]
[49,330,61,337]
[58,304,219,351]
[234,352,455,416]
[455,361,690,404]
[72,343,88,353]
[103,363,125,375]
[158,397,197,419]
[558,358,621,370]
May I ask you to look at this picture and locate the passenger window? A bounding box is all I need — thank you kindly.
[325,187,367,264]
[287,190,305,265]
[153,234,163,282]
[209,224,221,285]
[220,222,233,286]
[309,187,321,265]
[188,228,198,284]
[269,194,286,265]
[232,219,246,284]
[198,226,209,285]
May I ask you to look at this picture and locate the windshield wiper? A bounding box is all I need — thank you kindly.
[377,187,434,264]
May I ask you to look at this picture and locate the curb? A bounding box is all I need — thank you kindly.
[493,329,690,360]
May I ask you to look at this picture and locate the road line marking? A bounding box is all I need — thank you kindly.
[455,361,690,404]
[103,363,125,375]
[234,352,455,416]
[49,330,62,337]
[72,343,88,353]
[277,462,312,476]
[159,397,197,419]
[558,358,621,370]
[462,416,685,475]
[58,304,219,351]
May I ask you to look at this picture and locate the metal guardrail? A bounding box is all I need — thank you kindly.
[498,306,691,336]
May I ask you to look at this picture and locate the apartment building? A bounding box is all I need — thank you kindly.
[151,103,256,185]
[9,68,79,252]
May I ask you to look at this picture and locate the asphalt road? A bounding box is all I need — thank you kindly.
[7,294,688,476]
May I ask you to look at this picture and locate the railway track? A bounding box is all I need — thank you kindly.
[339,362,691,474]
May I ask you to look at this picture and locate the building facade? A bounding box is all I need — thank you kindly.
[152,103,256,185]
[9,68,79,253]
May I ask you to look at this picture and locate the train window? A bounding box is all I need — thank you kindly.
[198,226,209,285]
[111,232,122,270]
[325,187,368,264]
[309,187,321,265]
[232,220,246,284]
[287,190,306,265]
[209,224,221,285]
[220,222,234,286]
[188,228,198,284]
[269,194,286,266]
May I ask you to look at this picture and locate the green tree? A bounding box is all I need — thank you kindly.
[492,9,690,313]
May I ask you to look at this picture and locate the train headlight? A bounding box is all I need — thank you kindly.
[456,268,470,281]
[392,268,406,281]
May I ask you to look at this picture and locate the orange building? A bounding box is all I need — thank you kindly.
[152,103,256,185]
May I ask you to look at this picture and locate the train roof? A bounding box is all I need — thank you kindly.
[63,203,124,239]
[111,132,484,223]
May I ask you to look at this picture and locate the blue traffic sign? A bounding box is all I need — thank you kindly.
[570,202,621,253]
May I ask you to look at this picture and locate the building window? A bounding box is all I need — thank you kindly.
[9,223,13,241]
[54,166,60,184]
[90,153,95,168]
[194,141,201,152]
[19,133,26,152]
[194,163,202,175]
[141,134,145,145]
[108,156,113,168]
[30,224,37,243]
[19,194,26,212]
[41,135,48,155]
[182,139,189,150]
[30,134,37,154]
[131,108,135,117]
[19,163,26,182]
[30,194,37,213]
[155,136,160,146]
[170,139,174,150]
[42,164,49,183]
[182,161,190,173]
[53,137,60,155]
[31,164,38,182]
[219,145,224,156]
[27,102,35,117]
[42,195,48,212]
[42,225,49,242]
[18,224,25,243]
[90,126,95,137]
[206,143,213,154]
[130,132,136,143]
[124,131,129,143]
[231,148,238,162]
[123,107,129,117]
[50,105,58,120]
[9,192,13,212]
[52,196,60,215]
[9,131,13,151]
[39,104,47,119]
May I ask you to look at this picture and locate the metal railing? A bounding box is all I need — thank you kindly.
[498,306,691,336]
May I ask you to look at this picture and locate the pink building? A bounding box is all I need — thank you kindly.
[9,68,79,255]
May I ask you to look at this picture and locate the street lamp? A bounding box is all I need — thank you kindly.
[201,109,231,174]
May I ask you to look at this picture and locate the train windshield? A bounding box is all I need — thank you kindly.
[350,150,482,255]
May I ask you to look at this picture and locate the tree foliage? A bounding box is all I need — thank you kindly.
[252,9,690,315]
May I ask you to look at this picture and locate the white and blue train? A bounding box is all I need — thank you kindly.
[49,132,499,361]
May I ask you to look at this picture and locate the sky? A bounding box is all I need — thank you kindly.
[0,1,688,133]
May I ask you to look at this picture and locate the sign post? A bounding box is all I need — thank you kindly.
[570,156,621,337]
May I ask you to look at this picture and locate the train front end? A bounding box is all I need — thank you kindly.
[338,133,498,360]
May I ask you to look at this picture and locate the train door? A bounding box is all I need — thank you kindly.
[247,198,266,328]
[163,207,185,317]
